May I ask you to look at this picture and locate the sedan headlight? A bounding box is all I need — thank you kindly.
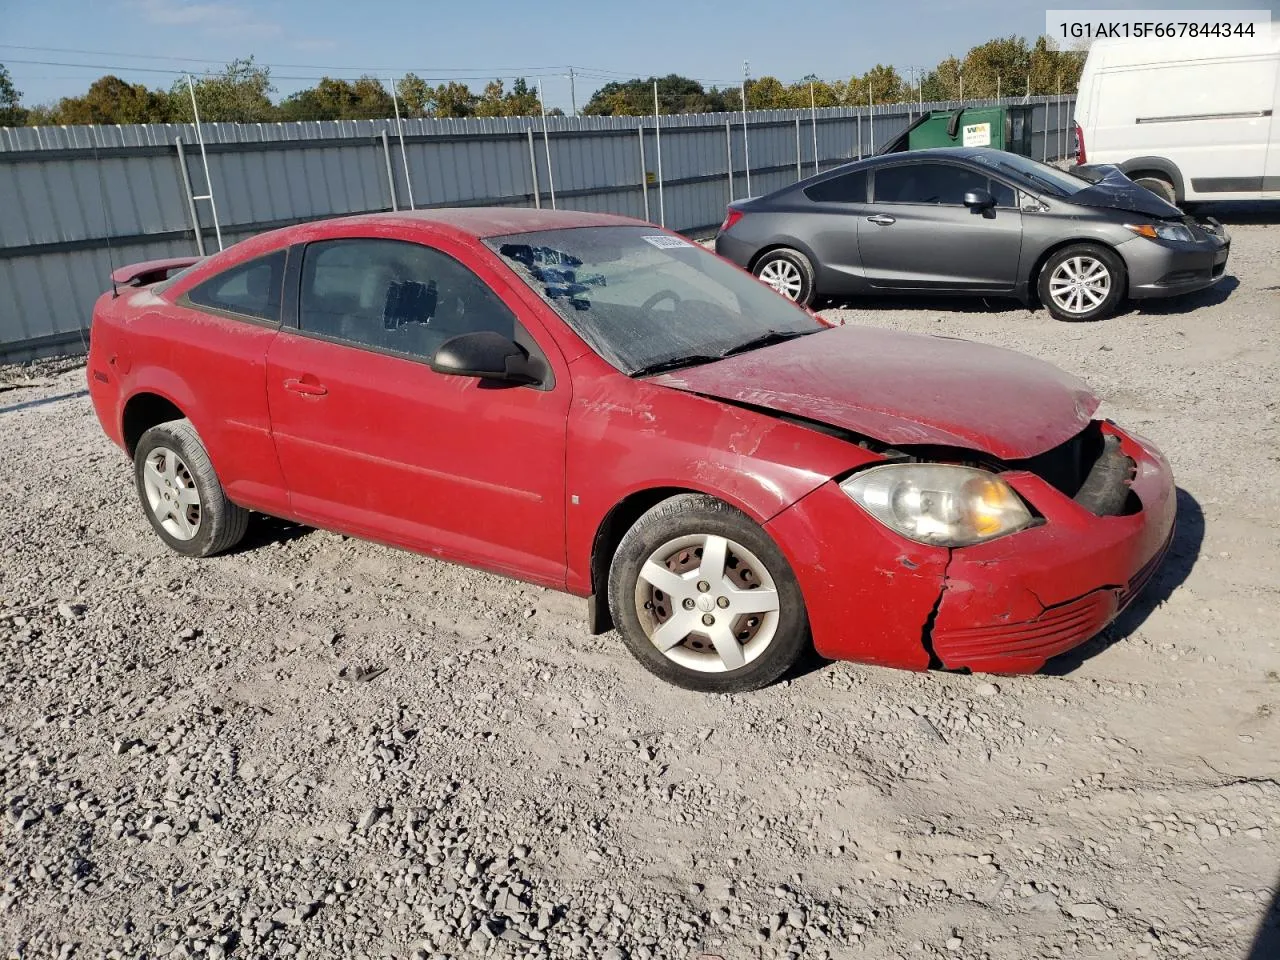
[840,464,1033,547]
[1125,222,1196,243]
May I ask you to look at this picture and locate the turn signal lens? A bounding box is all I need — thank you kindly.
[1125,222,1196,243]
[840,464,1033,547]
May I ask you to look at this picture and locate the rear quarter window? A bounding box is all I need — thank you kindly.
[804,170,868,203]
[185,251,286,323]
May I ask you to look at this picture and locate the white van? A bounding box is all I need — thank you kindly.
[1073,24,1280,203]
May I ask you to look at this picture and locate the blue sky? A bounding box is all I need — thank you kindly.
[1,0,1270,111]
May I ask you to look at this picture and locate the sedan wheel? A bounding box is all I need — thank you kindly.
[634,533,780,673]
[608,493,809,693]
[757,258,805,302]
[133,418,249,558]
[1037,244,1125,322]
[751,248,815,306]
[1049,255,1111,316]
[142,446,202,541]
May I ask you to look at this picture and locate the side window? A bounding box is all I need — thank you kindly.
[990,180,1018,207]
[804,170,868,204]
[186,251,286,322]
[298,239,518,361]
[873,163,991,205]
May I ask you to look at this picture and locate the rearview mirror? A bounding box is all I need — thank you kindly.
[963,188,995,210]
[430,331,543,386]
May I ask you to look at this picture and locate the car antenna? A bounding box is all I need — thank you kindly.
[92,137,120,299]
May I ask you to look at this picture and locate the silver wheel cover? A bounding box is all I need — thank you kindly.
[634,534,781,673]
[142,446,202,541]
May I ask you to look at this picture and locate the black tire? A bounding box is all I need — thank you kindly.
[607,494,810,693]
[1132,175,1177,206]
[752,248,816,307]
[1037,243,1126,323]
[133,418,248,558]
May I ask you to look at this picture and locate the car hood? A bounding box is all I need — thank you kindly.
[1067,165,1183,218]
[651,326,1099,460]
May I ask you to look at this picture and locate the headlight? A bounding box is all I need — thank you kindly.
[840,464,1033,547]
[1125,222,1196,243]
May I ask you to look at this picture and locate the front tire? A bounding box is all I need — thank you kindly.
[134,419,248,558]
[752,248,816,307]
[607,494,809,693]
[1038,244,1126,322]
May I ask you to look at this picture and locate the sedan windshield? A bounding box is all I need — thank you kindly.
[969,153,1089,198]
[486,226,823,376]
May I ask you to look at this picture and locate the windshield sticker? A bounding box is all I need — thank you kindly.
[641,235,691,249]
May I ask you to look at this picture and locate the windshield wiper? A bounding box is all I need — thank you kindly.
[718,328,816,359]
[629,354,722,378]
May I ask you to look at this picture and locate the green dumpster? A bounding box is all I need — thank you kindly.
[879,105,1036,156]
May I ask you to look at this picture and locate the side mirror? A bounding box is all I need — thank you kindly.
[430,331,543,386]
[963,188,995,210]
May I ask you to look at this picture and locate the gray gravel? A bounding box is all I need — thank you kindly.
[2,210,1278,959]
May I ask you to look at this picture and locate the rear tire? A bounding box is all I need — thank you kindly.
[752,248,816,307]
[1037,244,1126,323]
[1132,175,1177,206]
[607,494,809,693]
[134,419,248,558]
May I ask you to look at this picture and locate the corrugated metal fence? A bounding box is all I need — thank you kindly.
[0,96,1077,362]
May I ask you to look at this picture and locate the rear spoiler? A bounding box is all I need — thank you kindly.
[111,256,204,288]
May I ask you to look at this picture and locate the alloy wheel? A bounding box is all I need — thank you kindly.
[757,259,804,301]
[1048,256,1112,315]
[142,446,202,541]
[633,533,781,673]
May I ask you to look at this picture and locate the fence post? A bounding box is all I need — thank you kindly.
[653,82,665,227]
[638,124,650,222]
[174,137,206,257]
[527,127,541,209]
[810,84,819,176]
[380,130,399,212]
[389,78,415,209]
[538,80,556,209]
[795,116,802,180]
[725,119,734,202]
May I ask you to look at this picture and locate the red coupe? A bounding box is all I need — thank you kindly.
[87,209,1176,692]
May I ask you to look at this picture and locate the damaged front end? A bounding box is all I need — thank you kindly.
[766,420,1177,674]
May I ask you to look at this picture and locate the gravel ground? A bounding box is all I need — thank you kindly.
[2,210,1278,960]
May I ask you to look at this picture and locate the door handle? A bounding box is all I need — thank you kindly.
[867,215,897,225]
[283,377,328,397]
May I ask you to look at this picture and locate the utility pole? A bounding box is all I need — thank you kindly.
[568,67,577,116]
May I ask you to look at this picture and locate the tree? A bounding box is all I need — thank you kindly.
[0,64,27,126]
[171,57,275,122]
[583,74,728,116]
[504,78,541,117]
[921,56,963,102]
[396,73,433,118]
[788,76,841,108]
[432,81,476,118]
[53,75,172,124]
[962,36,1030,99]
[844,64,905,105]
[744,76,792,110]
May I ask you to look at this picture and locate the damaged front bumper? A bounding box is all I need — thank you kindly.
[766,424,1177,673]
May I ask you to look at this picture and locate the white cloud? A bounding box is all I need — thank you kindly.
[130,0,282,38]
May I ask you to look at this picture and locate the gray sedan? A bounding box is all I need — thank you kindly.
[714,147,1230,322]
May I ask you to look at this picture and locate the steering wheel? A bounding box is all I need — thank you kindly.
[640,289,682,313]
